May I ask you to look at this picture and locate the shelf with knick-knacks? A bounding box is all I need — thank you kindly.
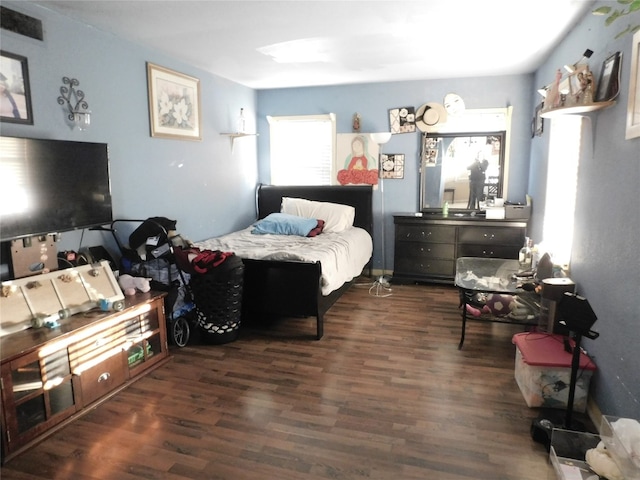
[539,101,615,118]
[537,54,617,118]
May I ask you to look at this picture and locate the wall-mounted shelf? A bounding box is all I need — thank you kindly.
[220,132,259,151]
[540,101,615,118]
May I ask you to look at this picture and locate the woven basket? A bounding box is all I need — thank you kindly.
[190,256,243,344]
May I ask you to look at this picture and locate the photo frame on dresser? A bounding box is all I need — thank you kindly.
[626,31,640,140]
[0,50,33,125]
[146,62,201,140]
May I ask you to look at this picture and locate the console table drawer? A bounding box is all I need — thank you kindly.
[457,244,520,259]
[394,257,454,277]
[458,226,524,245]
[77,352,126,406]
[396,241,455,260]
[396,225,455,243]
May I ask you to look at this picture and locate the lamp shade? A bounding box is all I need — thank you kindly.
[370,132,392,145]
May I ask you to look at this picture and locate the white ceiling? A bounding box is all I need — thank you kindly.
[33,0,594,90]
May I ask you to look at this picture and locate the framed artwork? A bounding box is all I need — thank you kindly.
[389,106,415,134]
[595,52,622,102]
[335,133,379,186]
[0,50,33,125]
[533,103,544,137]
[626,31,640,140]
[380,154,405,179]
[147,62,201,140]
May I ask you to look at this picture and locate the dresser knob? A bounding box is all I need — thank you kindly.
[97,372,111,383]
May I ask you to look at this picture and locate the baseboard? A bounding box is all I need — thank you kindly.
[586,397,603,433]
[370,268,392,278]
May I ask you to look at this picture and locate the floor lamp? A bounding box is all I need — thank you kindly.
[370,132,392,297]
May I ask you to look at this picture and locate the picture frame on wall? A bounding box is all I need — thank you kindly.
[0,50,33,125]
[389,106,416,134]
[595,51,622,102]
[533,103,544,137]
[380,154,405,179]
[147,62,201,140]
[626,31,640,140]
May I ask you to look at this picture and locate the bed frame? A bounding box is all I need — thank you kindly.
[240,183,374,339]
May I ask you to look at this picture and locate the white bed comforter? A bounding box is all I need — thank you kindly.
[195,226,372,296]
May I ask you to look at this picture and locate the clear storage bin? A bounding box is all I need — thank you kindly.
[549,428,600,480]
[600,415,640,480]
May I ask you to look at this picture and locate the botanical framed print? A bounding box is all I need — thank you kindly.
[0,50,33,125]
[595,51,622,102]
[147,62,201,140]
[626,30,640,140]
[380,154,405,179]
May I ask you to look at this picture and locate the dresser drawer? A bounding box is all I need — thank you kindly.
[394,257,454,277]
[396,241,455,260]
[457,244,520,259]
[396,225,456,243]
[458,226,524,246]
[77,353,126,406]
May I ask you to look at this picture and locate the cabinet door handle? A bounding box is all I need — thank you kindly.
[97,372,111,383]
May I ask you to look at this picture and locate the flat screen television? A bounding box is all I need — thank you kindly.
[0,136,113,242]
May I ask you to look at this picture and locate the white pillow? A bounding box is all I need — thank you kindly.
[281,197,355,233]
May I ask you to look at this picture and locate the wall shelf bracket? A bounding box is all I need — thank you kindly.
[220,132,258,152]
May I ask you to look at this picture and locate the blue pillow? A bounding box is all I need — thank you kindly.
[251,213,318,236]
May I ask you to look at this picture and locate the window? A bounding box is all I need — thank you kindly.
[267,113,336,185]
[542,116,582,267]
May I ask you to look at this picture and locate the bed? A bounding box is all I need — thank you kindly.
[195,184,374,339]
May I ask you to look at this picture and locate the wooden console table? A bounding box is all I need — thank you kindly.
[0,291,169,463]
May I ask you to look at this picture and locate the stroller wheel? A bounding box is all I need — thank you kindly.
[170,316,190,347]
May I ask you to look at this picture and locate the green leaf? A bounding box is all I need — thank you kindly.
[630,0,640,12]
[605,12,621,25]
[617,0,633,4]
[593,6,612,14]
[615,25,631,38]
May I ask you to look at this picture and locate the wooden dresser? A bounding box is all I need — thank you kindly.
[0,292,169,463]
[393,213,528,284]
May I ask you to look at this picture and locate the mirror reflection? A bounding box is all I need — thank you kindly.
[420,131,505,211]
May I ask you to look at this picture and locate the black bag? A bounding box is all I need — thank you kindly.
[129,217,177,258]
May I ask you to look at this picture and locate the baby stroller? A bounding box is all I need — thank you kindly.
[106,217,195,347]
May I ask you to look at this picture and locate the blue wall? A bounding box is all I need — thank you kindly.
[529,4,640,418]
[1,1,259,257]
[257,76,534,273]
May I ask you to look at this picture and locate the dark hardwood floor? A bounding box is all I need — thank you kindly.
[1,281,554,479]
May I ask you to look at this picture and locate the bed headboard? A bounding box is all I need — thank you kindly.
[256,184,374,236]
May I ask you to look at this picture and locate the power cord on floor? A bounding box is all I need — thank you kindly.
[355,274,393,297]
[369,275,393,297]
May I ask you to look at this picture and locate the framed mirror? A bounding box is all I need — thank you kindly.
[419,131,506,212]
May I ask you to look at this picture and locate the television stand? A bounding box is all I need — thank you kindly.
[1,291,169,464]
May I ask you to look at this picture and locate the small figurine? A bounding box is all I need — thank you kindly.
[352,113,361,132]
